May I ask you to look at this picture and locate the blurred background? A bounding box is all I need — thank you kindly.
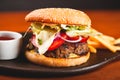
[0,0,120,11]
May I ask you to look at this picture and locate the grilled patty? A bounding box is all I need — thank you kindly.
[27,42,89,58]
[44,42,89,58]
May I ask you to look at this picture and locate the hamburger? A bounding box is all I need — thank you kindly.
[25,8,91,67]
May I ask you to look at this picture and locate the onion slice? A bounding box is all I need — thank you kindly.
[30,35,39,48]
[57,32,82,43]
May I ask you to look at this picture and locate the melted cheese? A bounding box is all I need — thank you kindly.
[69,53,79,58]
[31,22,60,54]
[36,30,56,55]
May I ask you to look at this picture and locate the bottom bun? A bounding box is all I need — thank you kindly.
[25,51,90,67]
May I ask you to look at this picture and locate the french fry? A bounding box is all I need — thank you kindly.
[88,45,97,53]
[89,36,100,43]
[87,28,120,53]
[115,46,120,51]
[87,40,105,48]
[102,35,115,42]
[89,28,119,53]
[113,38,120,45]
[93,35,117,53]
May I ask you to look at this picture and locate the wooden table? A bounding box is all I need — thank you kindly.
[0,10,120,80]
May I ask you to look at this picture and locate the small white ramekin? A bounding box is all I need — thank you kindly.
[0,31,22,60]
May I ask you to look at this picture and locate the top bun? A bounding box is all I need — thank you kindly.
[25,8,91,26]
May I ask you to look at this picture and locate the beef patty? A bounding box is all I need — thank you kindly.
[27,41,89,58]
[44,42,89,58]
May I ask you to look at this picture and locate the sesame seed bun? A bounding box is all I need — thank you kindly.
[25,8,91,26]
[25,51,90,67]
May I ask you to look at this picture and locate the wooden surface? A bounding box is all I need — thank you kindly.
[0,10,120,80]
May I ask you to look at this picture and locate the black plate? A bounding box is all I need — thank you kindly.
[0,32,120,77]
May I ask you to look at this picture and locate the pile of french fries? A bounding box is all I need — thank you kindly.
[88,28,120,53]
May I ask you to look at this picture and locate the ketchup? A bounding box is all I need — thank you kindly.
[0,36,14,40]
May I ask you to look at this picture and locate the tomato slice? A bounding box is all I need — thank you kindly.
[68,36,79,40]
[80,36,89,42]
[48,33,67,51]
[48,32,89,51]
